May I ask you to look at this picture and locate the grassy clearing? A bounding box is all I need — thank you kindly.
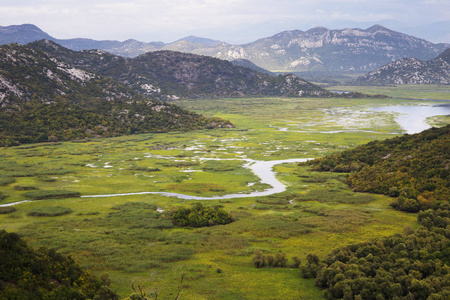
[0,93,448,299]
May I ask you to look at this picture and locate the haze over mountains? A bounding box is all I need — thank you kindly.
[1,24,448,73]
[354,48,450,85]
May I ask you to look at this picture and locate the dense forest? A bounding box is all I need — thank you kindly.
[304,125,450,212]
[0,43,232,146]
[0,230,119,299]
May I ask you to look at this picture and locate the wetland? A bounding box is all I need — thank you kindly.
[1,85,449,299]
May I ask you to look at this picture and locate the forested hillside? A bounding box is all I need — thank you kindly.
[300,204,450,299]
[305,125,450,212]
[300,125,450,299]
[0,230,118,299]
[28,40,329,100]
[0,42,231,146]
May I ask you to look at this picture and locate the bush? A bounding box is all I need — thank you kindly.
[171,203,234,227]
[36,175,57,182]
[13,185,38,191]
[0,192,8,201]
[0,206,16,214]
[0,176,15,186]
[27,206,73,217]
[22,189,81,200]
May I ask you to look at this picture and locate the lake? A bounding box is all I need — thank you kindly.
[372,104,450,134]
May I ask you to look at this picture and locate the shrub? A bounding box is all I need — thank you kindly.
[0,176,15,186]
[22,189,81,200]
[171,203,234,227]
[0,192,8,201]
[252,249,266,268]
[27,206,73,217]
[13,185,38,191]
[0,206,16,214]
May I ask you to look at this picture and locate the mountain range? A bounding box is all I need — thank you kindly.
[1,24,448,73]
[28,40,325,100]
[354,48,450,85]
[0,42,231,146]
[0,39,331,146]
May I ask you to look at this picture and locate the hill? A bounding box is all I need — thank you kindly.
[0,230,118,299]
[304,125,450,212]
[2,24,448,73]
[28,40,328,99]
[230,58,274,75]
[0,42,231,146]
[354,48,450,85]
[300,125,450,300]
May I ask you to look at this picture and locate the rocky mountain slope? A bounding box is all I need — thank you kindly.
[2,24,448,73]
[353,48,450,85]
[211,25,449,72]
[29,40,327,99]
[0,42,231,146]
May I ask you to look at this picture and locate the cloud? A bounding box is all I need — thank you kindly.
[0,0,447,43]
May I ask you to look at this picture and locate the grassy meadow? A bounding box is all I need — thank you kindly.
[1,90,449,299]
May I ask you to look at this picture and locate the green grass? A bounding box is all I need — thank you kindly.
[0,92,448,299]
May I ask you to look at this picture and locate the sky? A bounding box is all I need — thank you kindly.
[1,0,449,44]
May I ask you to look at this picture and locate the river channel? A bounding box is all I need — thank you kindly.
[0,158,312,206]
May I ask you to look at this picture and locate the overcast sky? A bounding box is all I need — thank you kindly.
[1,0,449,44]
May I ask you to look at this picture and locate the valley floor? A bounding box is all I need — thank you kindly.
[1,88,449,299]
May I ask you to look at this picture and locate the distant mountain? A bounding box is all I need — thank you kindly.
[0,24,52,44]
[0,24,165,57]
[2,24,448,73]
[29,40,328,99]
[354,48,450,85]
[211,25,449,72]
[172,35,221,46]
[0,42,231,146]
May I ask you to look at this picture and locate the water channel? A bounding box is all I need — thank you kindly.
[0,158,312,206]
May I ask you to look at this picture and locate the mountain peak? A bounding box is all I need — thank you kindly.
[366,24,391,32]
[306,26,329,34]
[173,35,221,46]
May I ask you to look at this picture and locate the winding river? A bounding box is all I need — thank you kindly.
[0,158,311,206]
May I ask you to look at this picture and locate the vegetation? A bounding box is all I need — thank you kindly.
[27,206,73,217]
[0,94,448,299]
[0,229,118,299]
[0,207,16,214]
[22,189,81,200]
[171,203,235,227]
[301,202,450,299]
[305,125,450,212]
[0,43,232,146]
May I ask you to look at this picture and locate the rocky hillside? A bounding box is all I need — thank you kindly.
[2,24,448,73]
[0,42,231,146]
[213,25,448,72]
[354,48,450,85]
[29,40,328,99]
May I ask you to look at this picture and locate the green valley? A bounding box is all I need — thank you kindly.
[1,90,449,299]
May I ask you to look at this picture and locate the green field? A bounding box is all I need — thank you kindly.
[1,90,449,299]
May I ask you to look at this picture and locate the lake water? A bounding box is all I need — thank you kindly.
[372,104,450,134]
